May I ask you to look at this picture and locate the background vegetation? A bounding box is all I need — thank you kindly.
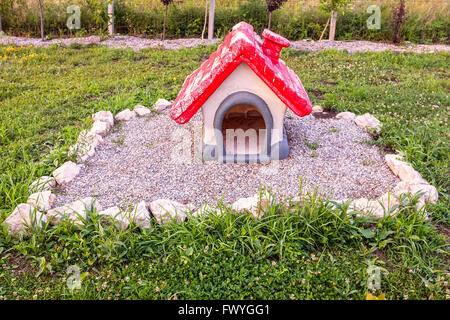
[0,0,449,43]
[0,43,448,299]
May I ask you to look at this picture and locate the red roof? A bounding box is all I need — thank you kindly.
[170,22,312,124]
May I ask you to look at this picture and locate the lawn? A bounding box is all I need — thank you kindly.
[0,43,448,300]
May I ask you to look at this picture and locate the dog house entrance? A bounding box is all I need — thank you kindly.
[222,104,267,155]
[211,91,273,163]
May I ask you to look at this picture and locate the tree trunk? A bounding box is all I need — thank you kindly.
[268,12,272,30]
[328,10,337,41]
[201,0,208,40]
[162,4,167,41]
[0,12,2,33]
[38,0,44,40]
[207,0,215,40]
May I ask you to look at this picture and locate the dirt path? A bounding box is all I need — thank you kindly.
[0,35,218,51]
[1,34,448,54]
[290,39,450,54]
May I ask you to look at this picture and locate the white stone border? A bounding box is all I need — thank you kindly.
[3,104,439,235]
[313,107,438,218]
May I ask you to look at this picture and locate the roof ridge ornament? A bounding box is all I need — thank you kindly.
[261,29,290,61]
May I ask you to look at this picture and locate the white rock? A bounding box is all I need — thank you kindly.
[29,176,56,193]
[367,201,385,218]
[329,198,350,208]
[391,181,438,210]
[397,163,426,185]
[92,110,114,128]
[46,197,101,225]
[336,111,356,120]
[312,105,323,113]
[349,178,438,218]
[99,206,129,230]
[27,191,56,211]
[90,120,110,137]
[77,130,104,148]
[409,183,439,207]
[350,198,385,218]
[4,204,47,235]
[68,143,94,162]
[231,195,259,211]
[99,206,121,217]
[354,113,382,133]
[385,154,427,185]
[186,203,197,212]
[134,105,151,117]
[231,192,272,219]
[130,201,152,228]
[154,99,172,111]
[115,108,137,121]
[100,202,152,229]
[68,130,104,162]
[385,154,404,176]
[191,204,214,218]
[52,161,81,185]
[148,199,188,225]
[349,198,370,211]
[378,192,400,215]
[353,195,404,218]
[392,181,410,196]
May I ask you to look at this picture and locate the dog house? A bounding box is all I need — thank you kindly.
[170,22,312,163]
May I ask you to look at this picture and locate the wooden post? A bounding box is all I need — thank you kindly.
[328,10,337,41]
[207,0,215,40]
[319,17,330,41]
[201,0,208,40]
[162,4,168,40]
[38,0,44,40]
[108,1,114,36]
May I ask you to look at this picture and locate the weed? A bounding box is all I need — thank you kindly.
[304,140,319,150]
[112,134,126,146]
[328,127,342,133]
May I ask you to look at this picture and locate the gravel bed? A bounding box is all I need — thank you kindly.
[54,110,399,209]
[1,35,448,54]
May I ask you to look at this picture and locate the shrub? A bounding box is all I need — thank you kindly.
[0,0,448,43]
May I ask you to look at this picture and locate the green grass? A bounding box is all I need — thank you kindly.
[0,195,448,300]
[0,43,449,299]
